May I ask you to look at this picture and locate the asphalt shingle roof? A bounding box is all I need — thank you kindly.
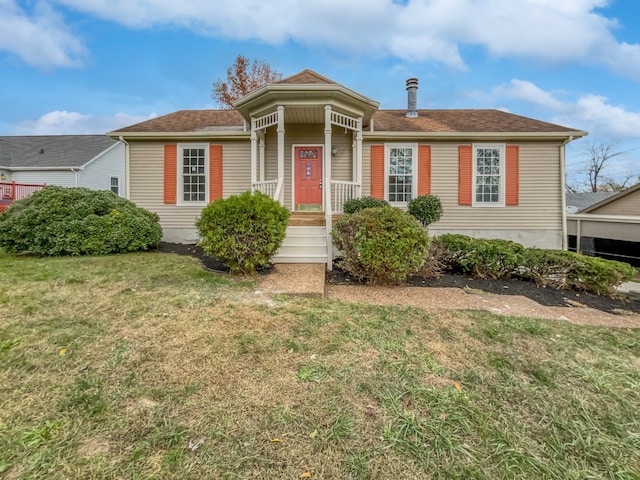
[114,108,579,135]
[111,69,582,135]
[0,135,119,168]
[566,192,617,212]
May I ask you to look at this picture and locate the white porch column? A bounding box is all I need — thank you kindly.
[324,105,333,270]
[250,117,257,189]
[259,132,265,182]
[277,105,285,205]
[356,116,363,197]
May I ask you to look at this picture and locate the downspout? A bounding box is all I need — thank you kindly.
[119,136,130,199]
[72,168,79,187]
[560,136,573,250]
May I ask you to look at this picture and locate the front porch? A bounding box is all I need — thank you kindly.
[231,71,379,269]
[243,107,367,270]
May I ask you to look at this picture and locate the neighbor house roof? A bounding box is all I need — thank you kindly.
[566,192,617,213]
[580,182,640,213]
[0,135,119,169]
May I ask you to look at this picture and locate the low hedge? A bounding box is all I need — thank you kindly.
[432,234,635,296]
[434,234,525,280]
[521,248,636,296]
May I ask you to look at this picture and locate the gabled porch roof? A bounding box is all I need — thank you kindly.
[232,69,379,124]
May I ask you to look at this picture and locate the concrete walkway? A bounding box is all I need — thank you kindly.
[257,263,326,298]
[257,265,640,328]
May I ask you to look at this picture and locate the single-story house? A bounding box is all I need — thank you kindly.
[566,182,640,265]
[0,135,125,196]
[109,70,586,268]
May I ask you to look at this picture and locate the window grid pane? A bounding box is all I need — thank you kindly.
[182,147,206,202]
[475,148,500,203]
[389,147,413,202]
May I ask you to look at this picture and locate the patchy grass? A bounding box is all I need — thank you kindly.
[1,251,639,479]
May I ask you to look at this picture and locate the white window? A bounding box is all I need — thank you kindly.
[178,144,209,205]
[473,144,505,207]
[110,176,120,195]
[386,144,417,204]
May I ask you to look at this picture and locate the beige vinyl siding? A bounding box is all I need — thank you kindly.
[128,141,250,234]
[589,189,640,215]
[362,140,563,230]
[264,124,354,209]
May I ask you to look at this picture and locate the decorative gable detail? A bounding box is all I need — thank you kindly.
[164,144,177,204]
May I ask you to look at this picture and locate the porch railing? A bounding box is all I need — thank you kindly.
[0,181,46,212]
[330,180,360,213]
[252,178,283,201]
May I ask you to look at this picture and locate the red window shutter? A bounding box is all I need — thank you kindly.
[164,144,177,204]
[209,144,223,202]
[370,145,385,200]
[417,145,431,195]
[505,145,519,206]
[458,145,472,206]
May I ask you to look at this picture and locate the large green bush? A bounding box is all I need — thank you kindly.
[196,191,290,275]
[342,196,390,214]
[0,186,161,256]
[408,194,443,226]
[332,206,429,284]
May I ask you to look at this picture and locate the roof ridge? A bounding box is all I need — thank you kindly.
[275,69,337,85]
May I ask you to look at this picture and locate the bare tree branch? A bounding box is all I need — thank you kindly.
[581,142,626,192]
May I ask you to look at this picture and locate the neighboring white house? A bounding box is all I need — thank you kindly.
[0,135,125,196]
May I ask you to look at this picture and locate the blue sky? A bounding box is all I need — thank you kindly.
[1,0,639,189]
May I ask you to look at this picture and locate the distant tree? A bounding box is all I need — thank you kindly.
[582,142,628,192]
[212,55,282,109]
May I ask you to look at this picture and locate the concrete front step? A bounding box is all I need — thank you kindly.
[274,225,328,264]
[273,254,328,264]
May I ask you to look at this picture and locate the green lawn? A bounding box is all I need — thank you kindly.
[1,252,639,479]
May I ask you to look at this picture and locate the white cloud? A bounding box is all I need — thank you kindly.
[493,79,640,140]
[9,111,156,135]
[0,0,86,68]
[493,80,566,111]
[46,0,640,79]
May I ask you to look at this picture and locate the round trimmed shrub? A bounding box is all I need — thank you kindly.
[342,196,390,214]
[196,191,290,275]
[0,186,162,256]
[332,206,429,284]
[408,194,443,226]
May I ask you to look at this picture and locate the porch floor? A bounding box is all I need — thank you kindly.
[288,212,326,226]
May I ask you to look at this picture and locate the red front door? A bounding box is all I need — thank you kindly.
[294,146,323,210]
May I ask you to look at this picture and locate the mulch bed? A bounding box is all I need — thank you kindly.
[327,266,640,315]
[160,243,640,315]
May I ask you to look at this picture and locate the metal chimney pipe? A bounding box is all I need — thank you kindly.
[406,78,418,118]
